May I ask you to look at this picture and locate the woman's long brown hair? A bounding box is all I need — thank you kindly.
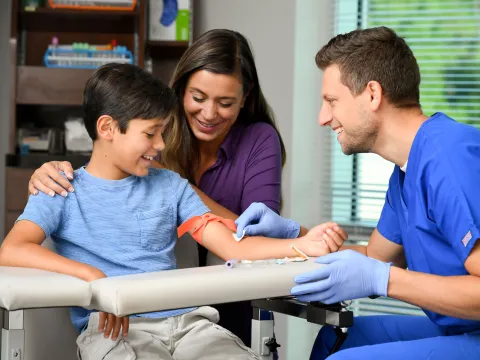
[162,29,286,184]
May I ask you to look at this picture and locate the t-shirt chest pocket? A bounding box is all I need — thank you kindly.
[136,206,175,251]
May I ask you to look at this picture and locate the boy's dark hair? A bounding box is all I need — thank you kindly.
[316,26,421,108]
[83,63,177,140]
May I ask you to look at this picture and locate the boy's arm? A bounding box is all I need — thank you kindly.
[199,221,296,261]
[173,172,343,259]
[197,217,339,261]
[0,220,104,282]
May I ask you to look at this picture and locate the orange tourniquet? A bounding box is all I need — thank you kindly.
[177,213,237,245]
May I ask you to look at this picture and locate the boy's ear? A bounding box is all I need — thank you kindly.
[96,115,116,141]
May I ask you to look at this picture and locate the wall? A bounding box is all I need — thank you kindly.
[0,0,11,240]
[288,1,334,358]
[0,1,334,358]
[193,0,297,218]
[194,0,333,358]
[0,3,80,359]
[192,2,294,357]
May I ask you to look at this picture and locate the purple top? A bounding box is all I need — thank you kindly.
[198,122,282,215]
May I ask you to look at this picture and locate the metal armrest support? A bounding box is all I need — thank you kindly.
[251,297,354,357]
[251,298,353,328]
[1,309,25,360]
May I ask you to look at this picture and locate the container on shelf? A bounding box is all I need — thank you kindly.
[44,41,133,69]
[47,0,136,11]
[149,0,191,41]
[22,0,44,11]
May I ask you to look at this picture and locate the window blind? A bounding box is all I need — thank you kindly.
[327,0,395,232]
[325,0,480,316]
[327,0,480,237]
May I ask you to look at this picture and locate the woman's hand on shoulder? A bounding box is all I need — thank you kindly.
[29,161,75,197]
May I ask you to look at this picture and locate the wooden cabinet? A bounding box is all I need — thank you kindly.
[6,168,32,211]
[4,1,148,234]
[4,168,33,235]
[148,40,190,85]
[5,1,194,235]
[16,66,94,106]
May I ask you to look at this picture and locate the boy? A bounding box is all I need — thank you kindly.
[0,63,346,360]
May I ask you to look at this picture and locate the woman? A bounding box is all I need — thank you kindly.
[27,29,286,346]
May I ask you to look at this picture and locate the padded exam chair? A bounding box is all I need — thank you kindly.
[1,236,351,360]
[0,234,200,360]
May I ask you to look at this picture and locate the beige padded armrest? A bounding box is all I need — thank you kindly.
[90,259,322,316]
[0,267,91,310]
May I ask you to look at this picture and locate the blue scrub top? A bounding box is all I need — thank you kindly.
[377,112,480,334]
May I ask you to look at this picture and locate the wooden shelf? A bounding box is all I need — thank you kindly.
[21,7,138,16]
[19,7,137,33]
[148,40,190,48]
[7,153,91,170]
[16,66,94,106]
[4,0,149,235]
[148,41,189,83]
[5,167,34,231]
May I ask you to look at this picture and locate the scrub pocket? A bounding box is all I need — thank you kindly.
[137,207,174,251]
[76,313,136,360]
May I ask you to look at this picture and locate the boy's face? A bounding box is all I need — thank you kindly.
[111,118,167,178]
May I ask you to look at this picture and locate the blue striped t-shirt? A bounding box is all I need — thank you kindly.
[17,167,210,332]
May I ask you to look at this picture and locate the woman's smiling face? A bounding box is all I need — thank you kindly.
[183,70,246,143]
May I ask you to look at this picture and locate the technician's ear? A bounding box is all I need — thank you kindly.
[96,115,116,141]
[366,81,383,111]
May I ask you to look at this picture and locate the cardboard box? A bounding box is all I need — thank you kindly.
[149,0,191,41]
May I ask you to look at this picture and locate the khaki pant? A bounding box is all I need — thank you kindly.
[77,307,261,360]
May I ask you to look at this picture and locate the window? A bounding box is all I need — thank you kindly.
[330,0,480,232]
[328,0,480,316]
[331,0,394,232]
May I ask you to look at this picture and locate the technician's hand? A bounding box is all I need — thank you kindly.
[29,161,75,197]
[235,202,300,239]
[291,250,391,304]
[303,222,348,254]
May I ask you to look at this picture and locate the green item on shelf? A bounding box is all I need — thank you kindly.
[176,9,190,41]
[23,0,44,11]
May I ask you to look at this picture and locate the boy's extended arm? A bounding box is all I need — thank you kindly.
[0,220,104,282]
[200,221,297,260]
[198,218,331,261]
